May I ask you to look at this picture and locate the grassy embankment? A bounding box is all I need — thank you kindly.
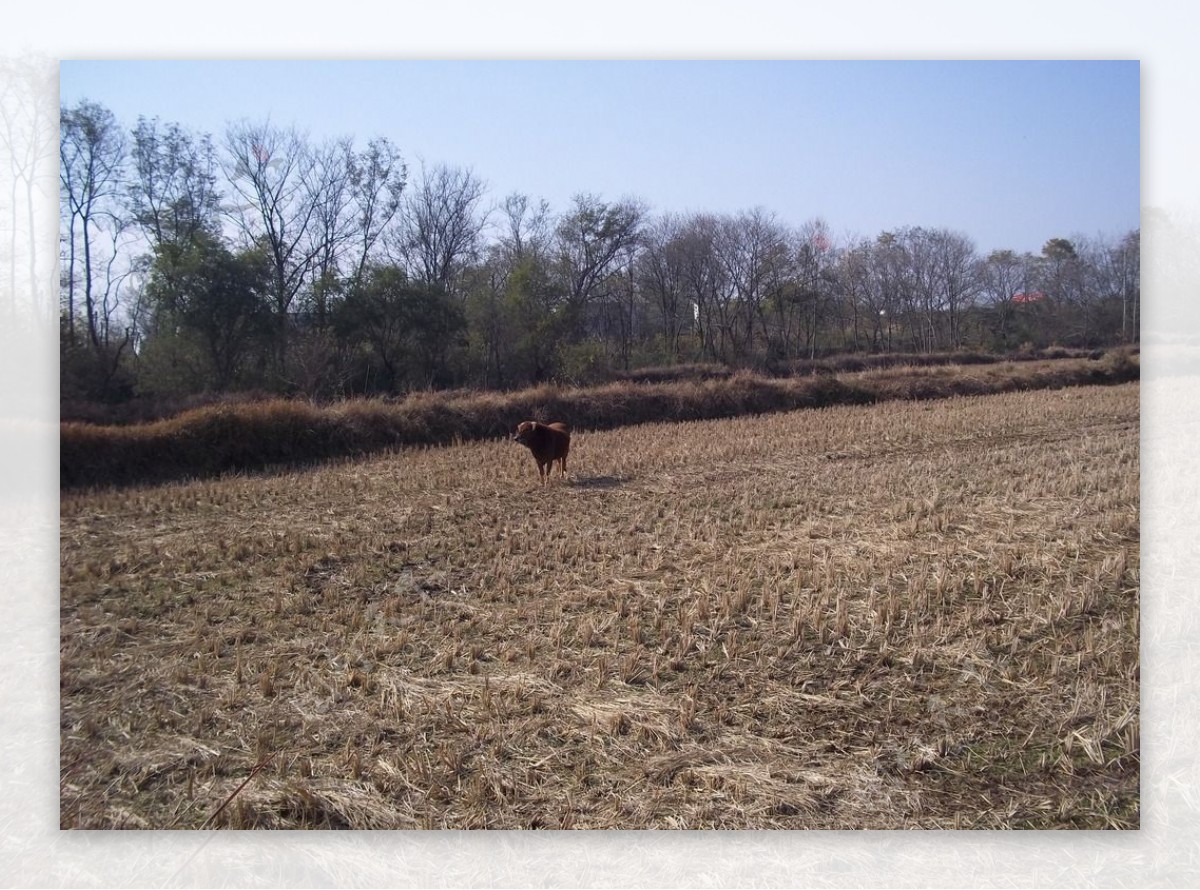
[61,352,1138,489]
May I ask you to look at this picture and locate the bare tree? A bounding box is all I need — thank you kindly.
[395,162,487,297]
[60,99,130,352]
[294,136,407,392]
[637,212,691,363]
[497,192,553,266]
[223,121,323,333]
[894,227,939,351]
[1074,230,1141,348]
[467,193,557,387]
[834,241,872,352]
[306,136,355,324]
[929,228,981,350]
[980,248,1036,349]
[1114,229,1140,343]
[676,213,725,362]
[782,219,836,360]
[344,136,406,291]
[844,233,907,355]
[555,193,645,315]
[128,116,221,253]
[710,208,788,364]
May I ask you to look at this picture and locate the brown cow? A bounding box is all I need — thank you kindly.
[512,420,571,483]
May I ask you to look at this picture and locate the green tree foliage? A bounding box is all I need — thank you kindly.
[503,255,573,383]
[333,265,466,392]
[141,233,272,393]
[554,194,645,347]
[128,116,221,252]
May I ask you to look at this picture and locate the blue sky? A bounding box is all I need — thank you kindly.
[59,60,1139,255]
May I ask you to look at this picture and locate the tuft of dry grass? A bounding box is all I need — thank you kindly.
[60,383,1139,829]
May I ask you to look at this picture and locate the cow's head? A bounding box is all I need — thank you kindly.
[513,421,537,445]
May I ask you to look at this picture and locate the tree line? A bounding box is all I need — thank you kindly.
[60,99,1141,404]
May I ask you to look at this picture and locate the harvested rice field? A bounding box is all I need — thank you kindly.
[59,383,1139,829]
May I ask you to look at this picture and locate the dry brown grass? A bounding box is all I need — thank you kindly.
[60,383,1139,829]
[60,353,1138,490]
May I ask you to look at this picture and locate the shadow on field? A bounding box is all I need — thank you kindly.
[568,474,628,490]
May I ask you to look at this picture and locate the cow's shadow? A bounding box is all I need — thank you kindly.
[568,474,628,490]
